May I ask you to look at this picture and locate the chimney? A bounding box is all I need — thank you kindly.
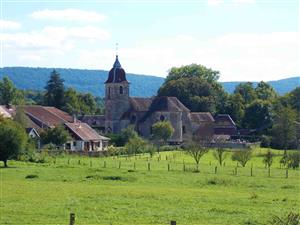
[73,114,77,123]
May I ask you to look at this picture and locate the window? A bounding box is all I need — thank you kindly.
[120,86,123,94]
[182,125,186,134]
[160,115,165,121]
[73,141,77,146]
[131,115,136,123]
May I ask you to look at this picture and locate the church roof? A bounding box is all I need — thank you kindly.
[190,112,215,123]
[105,55,128,83]
[130,97,153,112]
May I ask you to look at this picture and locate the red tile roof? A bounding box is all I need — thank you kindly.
[65,122,109,141]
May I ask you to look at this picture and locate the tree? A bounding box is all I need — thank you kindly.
[165,63,220,83]
[151,121,174,146]
[231,149,252,167]
[263,150,274,168]
[0,76,24,105]
[184,136,212,171]
[255,81,277,101]
[212,136,228,166]
[63,88,80,115]
[287,152,300,169]
[243,99,273,130]
[271,106,297,150]
[234,82,256,105]
[13,107,29,128]
[78,93,97,114]
[40,126,70,148]
[288,87,300,113]
[224,93,245,126]
[158,64,226,114]
[125,136,147,156]
[0,119,27,167]
[44,70,65,108]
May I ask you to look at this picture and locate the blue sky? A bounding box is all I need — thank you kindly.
[0,0,299,81]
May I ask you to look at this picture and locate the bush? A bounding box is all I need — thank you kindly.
[269,212,300,225]
[287,152,300,169]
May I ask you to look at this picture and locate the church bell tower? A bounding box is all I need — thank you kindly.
[104,55,130,133]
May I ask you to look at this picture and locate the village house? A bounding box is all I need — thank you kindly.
[0,105,109,152]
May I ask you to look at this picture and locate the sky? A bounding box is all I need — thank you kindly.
[0,0,299,82]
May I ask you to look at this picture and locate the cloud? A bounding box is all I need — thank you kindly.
[0,20,21,30]
[232,0,255,4]
[207,0,224,6]
[30,8,106,22]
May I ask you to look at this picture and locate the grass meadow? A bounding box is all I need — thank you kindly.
[1,148,299,225]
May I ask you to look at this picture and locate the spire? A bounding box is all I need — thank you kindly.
[113,55,121,68]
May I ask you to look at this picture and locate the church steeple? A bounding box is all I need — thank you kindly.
[105,55,128,83]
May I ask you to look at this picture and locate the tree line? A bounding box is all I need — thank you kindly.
[158,64,300,150]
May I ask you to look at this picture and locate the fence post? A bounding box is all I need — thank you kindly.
[268,167,270,177]
[286,169,288,179]
[171,221,176,225]
[134,162,136,170]
[78,160,80,165]
[215,166,217,174]
[168,163,170,171]
[250,167,253,177]
[70,213,75,225]
[183,164,186,172]
[148,162,150,171]
[235,167,237,175]
[104,161,106,168]
[90,160,92,167]
[68,159,70,165]
[118,161,121,169]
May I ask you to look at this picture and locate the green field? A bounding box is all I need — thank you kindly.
[1,149,299,225]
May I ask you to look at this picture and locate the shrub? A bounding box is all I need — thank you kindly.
[287,152,300,169]
[231,149,252,167]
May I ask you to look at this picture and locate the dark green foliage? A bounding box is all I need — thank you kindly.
[231,149,252,167]
[243,99,273,129]
[0,119,28,167]
[271,106,297,149]
[234,82,256,105]
[255,81,278,101]
[13,107,29,128]
[107,126,138,147]
[40,126,70,148]
[223,93,244,126]
[260,135,272,148]
[0,76,24,105]
[44,70,65,108]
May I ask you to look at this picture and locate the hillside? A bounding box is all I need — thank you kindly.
[0,67,298,96]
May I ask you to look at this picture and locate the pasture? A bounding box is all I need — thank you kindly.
[1,148,299,225]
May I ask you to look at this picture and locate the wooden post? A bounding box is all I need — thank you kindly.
[148,162,150,171]
[104,161,106,168]
[286,169,288,179]
[215,166,217,174]
[90,161,92,167]
[183,164,186,172]
[268,167,270,177]
[134,162,136,170]
[118,161,121,169]
[168,164,170,171]
[235,167,237,175]
[54,158,56,164]
[68,159,70,165]
[171,221,176,225]
[70,213,75,225]
[250,167,253,177]
[78,160,80,165]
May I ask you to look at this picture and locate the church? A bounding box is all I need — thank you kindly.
[80,55,237,144]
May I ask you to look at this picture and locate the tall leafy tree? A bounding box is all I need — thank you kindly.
[234,82,256,105]
[271,106,297,149]
[44,70,65,108]
[255,81,277,101]
[0,119,28,167]
[151,121,174,145]
[40,126,70,148]
[0,76,24,105]
[243,99,273,130]
[224,93,245,126]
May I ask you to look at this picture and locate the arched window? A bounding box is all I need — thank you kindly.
[160,115,165,121]
[119,86,123,94]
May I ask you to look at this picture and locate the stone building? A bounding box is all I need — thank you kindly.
[94,55,216,144]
